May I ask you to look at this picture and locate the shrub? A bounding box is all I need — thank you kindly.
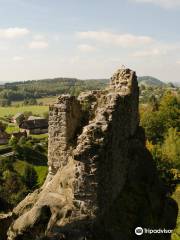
[23,165,38,189]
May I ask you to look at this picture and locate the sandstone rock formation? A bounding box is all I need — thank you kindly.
[1,68,177,240]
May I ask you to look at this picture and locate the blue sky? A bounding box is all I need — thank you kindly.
[0,0,180,82]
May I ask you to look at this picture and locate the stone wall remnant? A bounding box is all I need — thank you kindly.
[2,68,177,240]
[48,95,82,174]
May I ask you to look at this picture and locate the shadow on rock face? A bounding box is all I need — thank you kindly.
[15,206,51,240]
[43,218,94,240]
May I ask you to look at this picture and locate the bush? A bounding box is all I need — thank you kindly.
[23,165,38,189]
[141,93,180,143]
[162,128,180,169]
[0,157,27,210]
[23,98,37,106]
[147,142,177,196]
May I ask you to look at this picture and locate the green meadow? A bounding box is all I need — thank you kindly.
[11,96,57,106]
[0,105,48,118]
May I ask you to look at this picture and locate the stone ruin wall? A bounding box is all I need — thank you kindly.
[48,95,82,174]
[2,67,176,240]
[46,68,139,219]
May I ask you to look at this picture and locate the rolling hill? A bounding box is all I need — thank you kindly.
[137,76,166,87]
[0,75,169,106]
[0,76,167,89]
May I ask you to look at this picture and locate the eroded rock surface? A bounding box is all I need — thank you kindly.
[1,68,177,240]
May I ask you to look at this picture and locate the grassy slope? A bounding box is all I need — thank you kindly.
[29,134,48,139]
[11,96,57,106]
[36,97,57,105]
[138,76,166,87]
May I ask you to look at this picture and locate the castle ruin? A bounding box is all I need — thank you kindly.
[1,68,177,240]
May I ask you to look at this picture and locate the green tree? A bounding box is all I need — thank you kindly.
[18,136,27,145]
[140,84,146,91]
[149,95,159,111]
[150,144,176,196]
[9,137,18,148]
[141,92,180,143]
[0,157,27,209]
[141,111,165,143]
[23,98,37,106]
[162,128,180,168]
[0,156,14,172]
[2,170,27,206]
[23,165,38,189]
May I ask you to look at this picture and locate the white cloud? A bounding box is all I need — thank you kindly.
[69,56,80,64]
[78,44,96,52]
[176,60,180,64]
[132,42,180,57]
[0,27,30,39]
[52,35,61,41]
[28,41,48,49]
[132,0,180,8]
[13,56,24,61]
[33,34,45,40]
[77,31,154,47]
[132,48,163,57]
[0,45,8,51]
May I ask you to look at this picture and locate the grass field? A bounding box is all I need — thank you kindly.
[37,96,57,105]
[0,105,48,118]
[29,134,48,139]
[11,96,57,106]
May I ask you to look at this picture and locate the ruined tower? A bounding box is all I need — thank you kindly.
[3,68,177,240]
[48,95,82,174]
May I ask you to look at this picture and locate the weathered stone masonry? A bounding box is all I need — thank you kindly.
[48,95,82,174]
[2,68,177,240]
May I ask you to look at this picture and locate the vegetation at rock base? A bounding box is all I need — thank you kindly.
[140,91,180,239]
[0,156,27,211]
[23,165,38,189]
[0,135,48,212]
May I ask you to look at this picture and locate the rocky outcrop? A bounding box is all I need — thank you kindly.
[1,68,177,240]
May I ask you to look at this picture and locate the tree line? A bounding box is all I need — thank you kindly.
[0,78,108,106]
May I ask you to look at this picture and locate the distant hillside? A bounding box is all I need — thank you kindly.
[3,77,109,87]
[0,78,109,104]
[137,76,166,87]
[0,76,167,88]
